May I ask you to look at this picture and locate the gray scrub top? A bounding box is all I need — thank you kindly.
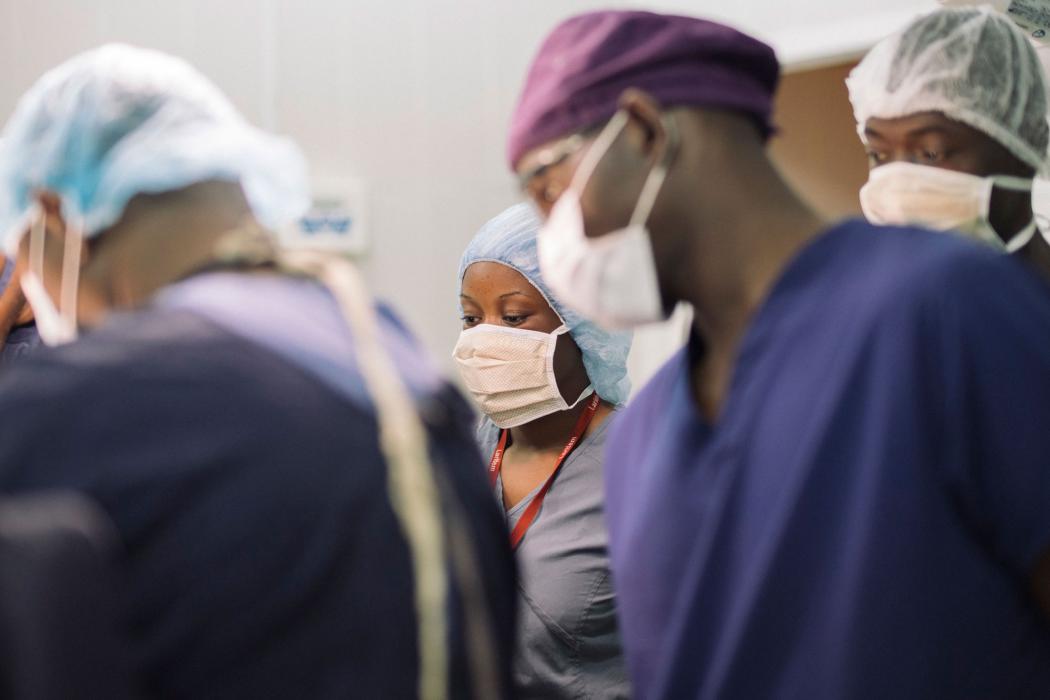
[479,416,630,699]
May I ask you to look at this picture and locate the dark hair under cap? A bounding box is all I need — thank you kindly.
[507,10,781,169]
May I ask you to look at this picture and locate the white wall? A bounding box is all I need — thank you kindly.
[0,0,935,391]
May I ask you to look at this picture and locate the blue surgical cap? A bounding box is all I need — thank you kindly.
[0,43,309,252]
[459,203,632,406]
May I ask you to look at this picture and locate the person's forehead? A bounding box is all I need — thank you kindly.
[461,261,542,297]
[864,111,980,142]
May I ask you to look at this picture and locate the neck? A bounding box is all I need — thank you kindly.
[82,181,254,320]
[508,396,594,452]
[658,127,826,422]
[671,155,825,358]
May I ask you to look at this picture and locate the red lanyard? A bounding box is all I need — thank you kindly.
[488,393,601,550]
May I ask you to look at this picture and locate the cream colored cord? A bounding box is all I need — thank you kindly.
[279,249,448,700]
[209,224,501,698]
[443,483,501,699]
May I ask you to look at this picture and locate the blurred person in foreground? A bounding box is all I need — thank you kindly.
[0,44,515,699]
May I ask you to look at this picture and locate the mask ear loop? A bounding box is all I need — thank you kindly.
[59,216,83,331]
[567,111,630,195]
[992,175,1035,192]
[1006,219,1038,253]
[990,176,1037,253]
[28,204,46,282]
[629,113,680,228]
[546,324,593,408]
[21,203,77,345]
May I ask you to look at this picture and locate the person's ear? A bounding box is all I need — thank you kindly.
[618,88,669,165]
[35,190,64,227]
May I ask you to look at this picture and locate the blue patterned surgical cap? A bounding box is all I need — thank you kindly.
[0,44,309,252]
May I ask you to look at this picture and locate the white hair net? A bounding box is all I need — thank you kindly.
[459,203,632,406]
[847,7,1050,172]
[0,44,309,251]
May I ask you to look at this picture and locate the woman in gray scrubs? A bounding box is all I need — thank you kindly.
[454,203,631,699]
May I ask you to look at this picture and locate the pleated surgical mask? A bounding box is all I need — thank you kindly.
[537,110,676,330]
[860,161,1035,251]
[453,323,592,429]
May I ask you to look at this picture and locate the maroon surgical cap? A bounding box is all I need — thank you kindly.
[507,10,780,169]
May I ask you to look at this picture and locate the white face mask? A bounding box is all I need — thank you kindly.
[859,161,1035,252]
[452,323,593,429]
[537,110,675,330]
[19,204,82,346]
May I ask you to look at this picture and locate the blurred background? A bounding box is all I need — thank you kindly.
[0,0,941,388]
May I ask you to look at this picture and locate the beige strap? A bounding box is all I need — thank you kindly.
[281,249,449,700]
[59,218,82,330]
[206,224,502,698]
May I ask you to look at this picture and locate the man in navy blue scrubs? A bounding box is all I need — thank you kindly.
[508,10,1050,699]
[0,45,514,698]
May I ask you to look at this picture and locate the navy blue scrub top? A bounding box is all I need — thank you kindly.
[0,258,41,364]
[0,273,516,699]
[1,322,41,363]
[604,220,1050,700]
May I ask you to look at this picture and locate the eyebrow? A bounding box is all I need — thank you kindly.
[865,125,952,140]
[907,126,954,139]
[458,291,529,301]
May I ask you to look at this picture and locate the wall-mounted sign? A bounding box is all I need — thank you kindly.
[280,176,368,255]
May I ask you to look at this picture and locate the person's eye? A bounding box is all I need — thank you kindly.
[503,314,527,326]
[866,150,887,167]
[919,149,944,164]
[530,163,551,183]
[461,315,479,327]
